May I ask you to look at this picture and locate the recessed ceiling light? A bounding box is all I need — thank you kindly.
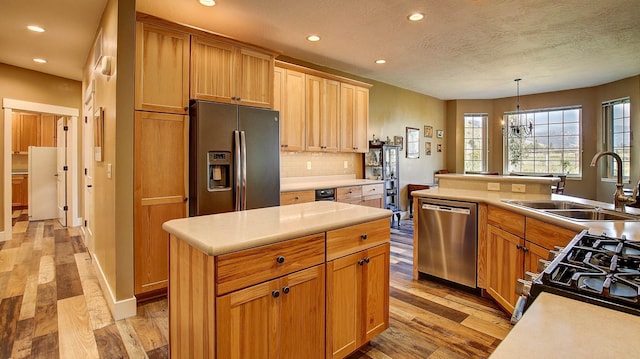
[307,35,320,42]
[33,58,47,64]
[199,0,215,6]
[408,12,424,21]
[375,59,386,64]
[27,25,45,33]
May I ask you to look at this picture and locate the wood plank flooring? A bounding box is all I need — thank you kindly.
[0,212,511,358]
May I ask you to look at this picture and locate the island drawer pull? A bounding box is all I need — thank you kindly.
[358,259,365,266]
[361,234,368,240]
[272,290,280,298]
[276,255,285,264]
[282,286,290,294]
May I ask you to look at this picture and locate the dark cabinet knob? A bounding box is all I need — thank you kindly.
[522,247,529,253]
[184,197,188,202]
[272,290,280,298]
[364,257,370,264]
[361,234,368,240]
[295,196,300,200]
[516,244,522,250]
[237,97,241,101]
[276,256,285,264]
[282,286,290,294]
[358,259,364,266]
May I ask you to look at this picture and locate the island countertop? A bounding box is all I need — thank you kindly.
[163,201,392,256]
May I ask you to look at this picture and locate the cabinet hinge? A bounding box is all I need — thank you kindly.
[84,220,87,227]
[64,125,69,131]
[63,205,68,211]
[84,116,88,123]
[63,166,68,171]
[84,168,88,175]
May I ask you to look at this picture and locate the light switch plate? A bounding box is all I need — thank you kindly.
[343,161,348,169]
[306,161,312,170]
[487,182,500,191]
[512,184,526,193]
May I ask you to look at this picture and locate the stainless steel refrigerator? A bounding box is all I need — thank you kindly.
[189,100,280,216]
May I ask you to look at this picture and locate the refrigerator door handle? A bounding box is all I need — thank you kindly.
[240,130,247,210]
[234,130,241,211]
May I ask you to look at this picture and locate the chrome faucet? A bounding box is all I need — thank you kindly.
[590,151,637,212]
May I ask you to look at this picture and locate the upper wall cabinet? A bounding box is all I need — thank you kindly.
[191,36,274,108]
[11,112,48,154]
[275,66,306,152]
[306,75,340,152]
[340,84,369,153]
[135,22,190,114]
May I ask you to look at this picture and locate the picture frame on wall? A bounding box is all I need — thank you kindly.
[406,127,420,158]
[436,129,444,138]
[424,125,433,138]
[393,136,404,150]
[425,141,432,156]
[437,143,442,153]
[94,106,104,162]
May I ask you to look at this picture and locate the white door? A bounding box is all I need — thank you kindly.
[83,107,95,250]
[28,146,58,220]
[57,117,67,227]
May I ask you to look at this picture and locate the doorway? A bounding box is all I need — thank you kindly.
[2,98,80,240]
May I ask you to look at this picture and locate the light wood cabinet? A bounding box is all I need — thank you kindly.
[326,243,389,359]
[191,36,274,108]
[11,112,41,153]
[275,66,306,151]
[134,111,188,296]
[336,184,383,208]
[12,174,28,208]
[340,84,369,153]
[306,74,339,152]
[40,114,57,147]
[217,265,325,359]
[484,205,579,313]
[135,22,190,114]
[280,190,315,205]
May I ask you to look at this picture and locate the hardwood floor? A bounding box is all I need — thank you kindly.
[0,213,511,358]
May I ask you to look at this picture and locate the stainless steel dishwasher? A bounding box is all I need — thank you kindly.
[417,197,477,288]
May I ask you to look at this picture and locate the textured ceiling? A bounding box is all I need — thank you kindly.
[3,0,639,100]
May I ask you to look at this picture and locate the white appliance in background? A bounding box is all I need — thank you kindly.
[28,146,58,221]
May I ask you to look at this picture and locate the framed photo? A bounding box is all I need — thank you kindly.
[393,136,403,150]
[437,144,442,153]
[436,129,444,138]
[425,142,432,156]
[94,107,104,162]
[406,127,420,158]
[424,125,433,138]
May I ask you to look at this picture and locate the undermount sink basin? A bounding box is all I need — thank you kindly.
[544,209,640,221]
[505,200,596,210]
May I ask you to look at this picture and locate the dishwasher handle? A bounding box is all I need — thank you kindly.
[422,203,471,215]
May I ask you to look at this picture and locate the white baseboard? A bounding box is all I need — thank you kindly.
[91,252,137,320]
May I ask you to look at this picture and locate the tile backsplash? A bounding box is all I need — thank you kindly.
[280,152,362,178]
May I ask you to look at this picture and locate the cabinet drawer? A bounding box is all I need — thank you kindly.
[280,190,315,205]
[362,184,383,197]
[326,218,390,261]
[336,186,361,201]
[525,217,578,250]
[488,205,525,238]
[216,233,325,295]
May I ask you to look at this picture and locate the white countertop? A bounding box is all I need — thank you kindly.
[490,292,640,358]
[280,175,383,192]
[411,187,640,240]
[163,201,392,256]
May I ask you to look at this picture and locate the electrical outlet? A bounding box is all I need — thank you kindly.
[306,161,312,170]
[343,161,348,169]
[487,182,500,191]
[512,184,526,193]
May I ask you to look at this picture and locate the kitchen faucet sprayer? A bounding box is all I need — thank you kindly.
[590,151,637,212]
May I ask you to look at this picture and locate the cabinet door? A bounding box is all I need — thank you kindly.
[19,113,41,153]
[525,241,549,274]
[12,175,27,207]
[326,251,361,359]
[190,36,236,103]
[134,111,188,295]
[237,47,273,108]
[280,69,305,151]
[486,225,524,314]
[362,244,390,341]
[353,86,369,153]
[280,190,315,205]
[11,113,21,153]
[339,83,356,152]
[41,114,57,147]
[323,79,340,152]
[305,74,323,152]
[217,280,279,359]
[135,22,189,114]
[280,265,326,359]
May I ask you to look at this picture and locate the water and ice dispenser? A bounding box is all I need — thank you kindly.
[208,151,230,191]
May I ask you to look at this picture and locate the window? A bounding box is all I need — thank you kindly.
[602,98,631,181]
[463,113,487,172]
[504,107,581,176]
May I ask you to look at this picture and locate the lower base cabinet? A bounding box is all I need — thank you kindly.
[326,243,390,359]
[217,265,325,359]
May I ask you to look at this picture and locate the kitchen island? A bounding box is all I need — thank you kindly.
[162,201,392,358]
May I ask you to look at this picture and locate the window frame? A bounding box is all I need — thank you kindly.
[601,97,631,183]
[463,113,488,173]
[502,106,582,178]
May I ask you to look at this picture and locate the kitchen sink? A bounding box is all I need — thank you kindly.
[505,200,596,210]
[544,209,640,221]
